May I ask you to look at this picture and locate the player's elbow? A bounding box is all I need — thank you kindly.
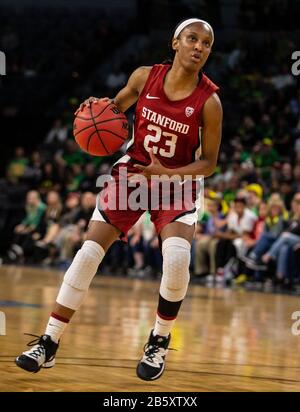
[203,160,217,177]
[204,167,216,177]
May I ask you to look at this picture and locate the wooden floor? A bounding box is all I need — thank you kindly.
[1,264,300,392]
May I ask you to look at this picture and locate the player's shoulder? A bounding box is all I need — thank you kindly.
[206,91,222,106]
[203,91,222,115]
[128,66,153,92]
[131,66,153,80]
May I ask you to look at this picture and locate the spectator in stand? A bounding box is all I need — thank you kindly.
[79,163,97,193]
[66,164,85,193]
[238,116,257,148]
[243,194,289,282]
[49,192,81,265]
[35,190,63,247]
[234,200,268,284]
[140,211,162,278]
[245,183,263,215]
[243,201,268,247]
[39,162,61,196]
[279,177,295,210]
[127,216,145,277]
[214,197,257,282]
[246,194,288,258]
[223,175,240,204]
[6,147,29,181]
[22,151,43,188]
[256,114,274,140]
[194,195,226,277]
[44,119,68,155]
[281,162,293,181]
[262,193,300,280]
[252,139,280,179]
[55,140,86,172]
[7,190,46,262]
[293,164,300,193]
[56,191,95,265]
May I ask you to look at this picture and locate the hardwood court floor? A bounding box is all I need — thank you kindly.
[1,264,300,392]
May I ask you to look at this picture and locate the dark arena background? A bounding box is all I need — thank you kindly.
[1,0,300,397]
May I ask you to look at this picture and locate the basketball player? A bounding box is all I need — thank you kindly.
[16,18,222,381]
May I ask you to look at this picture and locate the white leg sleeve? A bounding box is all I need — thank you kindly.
[160,237,191,302]
[56,240,105,310]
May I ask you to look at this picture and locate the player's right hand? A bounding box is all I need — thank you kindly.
[79,96,110,111]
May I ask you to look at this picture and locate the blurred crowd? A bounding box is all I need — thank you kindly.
[1,2,300,294]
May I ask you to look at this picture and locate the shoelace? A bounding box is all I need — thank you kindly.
[144,343,177,364]
[24,333,45,360]
[24,333,42,346]
[144,344,160,363]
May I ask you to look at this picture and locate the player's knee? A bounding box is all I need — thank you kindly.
[63,240,105,291]
[161,237,191,301]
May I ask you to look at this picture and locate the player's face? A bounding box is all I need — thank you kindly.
[172,23,213,71]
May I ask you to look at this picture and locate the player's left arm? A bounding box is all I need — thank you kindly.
[171,92,223,179]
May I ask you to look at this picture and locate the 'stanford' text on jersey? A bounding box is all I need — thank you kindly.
[126,64,219,169]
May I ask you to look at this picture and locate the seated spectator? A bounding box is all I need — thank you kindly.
[252,139,280,181]
[222,175,240,204]
[66,164,85,192]
[35,190,63,247]
[245,183,263,215]
[142,212,162,278]
[126,212,162,279]
[279,177,295,210]
[214,197,257,282]
[49,192,81,265]
[23,151,43,187]
[194,196,226,277]
[6,147,29,181]
[39,162,62,196]
[244,194,289,271]
[262,193,300,280]
[293,164,300,193]
[79,163,97,193]
[44,119,68,154]
[55,191,95,266]
[59,192,81,227]
[55,140,86,169]
[7,190,46,261]
[242,200,268,251]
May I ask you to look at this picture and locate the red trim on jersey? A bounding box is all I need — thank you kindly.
[51,312,70,323]
[157,311,177,321]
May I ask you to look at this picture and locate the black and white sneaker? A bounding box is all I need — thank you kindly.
[136,330,171,381]
[15,334,59,373]
[243,256,267,271]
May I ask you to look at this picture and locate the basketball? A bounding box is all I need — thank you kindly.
[73,100,129,156]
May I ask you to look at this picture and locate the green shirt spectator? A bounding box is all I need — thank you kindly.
[252,138,279,168]
[19,191,46,230]
[7,146,29,180]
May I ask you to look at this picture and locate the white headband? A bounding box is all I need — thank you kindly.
[174,18,214,45]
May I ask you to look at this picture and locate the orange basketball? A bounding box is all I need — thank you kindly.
[73,100,129,156]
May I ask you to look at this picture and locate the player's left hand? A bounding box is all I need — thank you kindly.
[128,149,168,181]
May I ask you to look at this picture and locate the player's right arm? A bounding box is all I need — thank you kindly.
[114,66,151,112]
[80,66,151,113]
